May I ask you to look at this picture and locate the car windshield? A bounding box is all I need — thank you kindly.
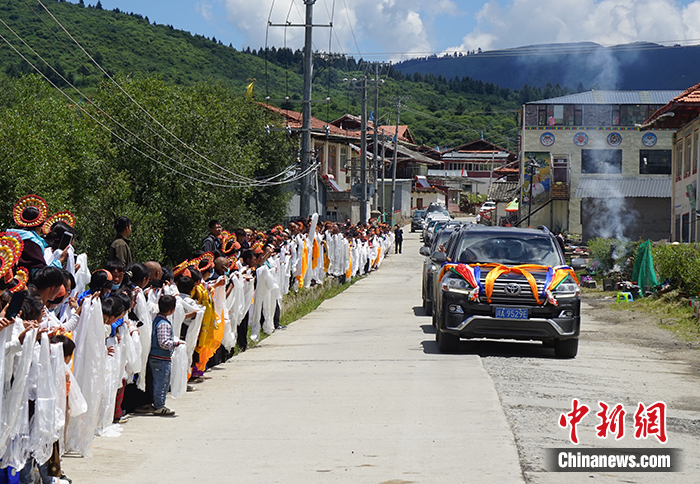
[433,228,454,249]
[454,233,561,266]
[413,211,425,219]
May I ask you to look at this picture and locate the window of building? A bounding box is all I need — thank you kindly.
[639,150,672,175]
[685,136,693,177]
[328,145,336,178]
[552,105,564,125]
[682,212,690,242]
[620,105,648,126]
[467,163,473,171]
[612,105,621,126]
[695,131,699,174]
[581,149,623,174]
[538,105,547,126]
[574,105,583,126]
[315,143,325,170]
[676,141,684,180]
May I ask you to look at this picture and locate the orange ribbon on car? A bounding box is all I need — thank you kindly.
[441,263,578,306]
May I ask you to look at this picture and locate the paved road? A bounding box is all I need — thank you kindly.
[64,228,524,484]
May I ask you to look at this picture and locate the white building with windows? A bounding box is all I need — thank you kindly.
[520,90,680,241]
[641,83,700,242]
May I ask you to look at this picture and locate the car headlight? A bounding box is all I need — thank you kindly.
[442,277,469,292]
[553,282,580,298]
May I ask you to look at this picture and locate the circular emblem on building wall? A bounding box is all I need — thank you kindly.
[540,132,555,147]
[607,132,622,147]
[642,132,658,147]
[573,132,589,147]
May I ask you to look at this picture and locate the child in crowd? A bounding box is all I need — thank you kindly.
[148,295,181,416]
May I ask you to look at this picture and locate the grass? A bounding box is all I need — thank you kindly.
[609,289,700,342]
[232,275,363,354]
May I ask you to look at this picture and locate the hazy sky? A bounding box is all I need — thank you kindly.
[74,0,700,60]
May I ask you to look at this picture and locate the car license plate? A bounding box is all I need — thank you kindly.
[495,308,528,320]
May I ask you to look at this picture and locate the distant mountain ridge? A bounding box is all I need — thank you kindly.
[394,42,700,91]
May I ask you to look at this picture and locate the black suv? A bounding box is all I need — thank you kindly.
[431,225,581,358]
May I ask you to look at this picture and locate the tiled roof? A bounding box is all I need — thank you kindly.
[574,177,671,198]
[487,181,520,202]
[262,104,359,138]
[670,83,700,104]
[528,90,682,105]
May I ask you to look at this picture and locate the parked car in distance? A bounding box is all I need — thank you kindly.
[480,200,496,213]
[411,210,426,232]
[422,214,450,243]
[420,223,462,315]
[432,225,580,358]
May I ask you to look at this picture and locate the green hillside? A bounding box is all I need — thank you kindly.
[0,0,573,148]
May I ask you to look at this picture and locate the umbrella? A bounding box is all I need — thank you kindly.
[505,199,519,212]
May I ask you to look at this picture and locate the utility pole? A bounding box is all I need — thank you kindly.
[299,0,316,219]
[380,128,386,221]
[360,76,368,223]
[390,97,408,227]
[372,62,380,211]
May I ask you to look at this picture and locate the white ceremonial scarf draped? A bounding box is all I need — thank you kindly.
[123,317,141,378]
[28,334,59,466]
[292,233,305,291]
[181,302,204,370]
[313,231,325,283]
[133,288,154,392]
[0,326,37,465]
[50,343,67,456]
[304,213,319,288]
[73,253,91,296]
[169,344,188,399]
[226,272,245,331]
[65,297,106,457]
[96,331,123,436]
[280,244,292,295]
[213,280,235,351]
[250,265,279,341]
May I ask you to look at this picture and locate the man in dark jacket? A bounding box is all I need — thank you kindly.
[110,216,133,266]
[394,224,403,254]
[201,220,222,253]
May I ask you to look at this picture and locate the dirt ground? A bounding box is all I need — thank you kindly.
[584,292,700,377]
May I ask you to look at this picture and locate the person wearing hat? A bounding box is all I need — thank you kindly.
[12,195,69,278]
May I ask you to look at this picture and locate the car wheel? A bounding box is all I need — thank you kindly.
[423,298,432,316]
[437,328,459,353]
[554,338,578,358]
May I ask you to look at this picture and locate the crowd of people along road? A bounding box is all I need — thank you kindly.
[0,194,397,484]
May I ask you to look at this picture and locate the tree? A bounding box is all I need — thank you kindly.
[95,0,102,9]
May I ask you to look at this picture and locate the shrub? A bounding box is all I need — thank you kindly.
[651,243,700,297]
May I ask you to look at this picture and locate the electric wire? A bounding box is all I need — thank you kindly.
[22,0,253,186]
[34,0,289,186]
[0,17,319,188]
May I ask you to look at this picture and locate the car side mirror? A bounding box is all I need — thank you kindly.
[431,252,447,263]
[419,246,431,257]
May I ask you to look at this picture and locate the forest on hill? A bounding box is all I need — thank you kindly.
[0,0,577,150]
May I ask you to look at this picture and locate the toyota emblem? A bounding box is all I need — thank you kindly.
[505,283,521,296]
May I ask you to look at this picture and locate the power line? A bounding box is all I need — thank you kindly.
[0,14,318,188]
[33,0,288,186]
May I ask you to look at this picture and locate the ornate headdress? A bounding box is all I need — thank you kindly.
[172,260,191,277]
[42,210,76,235]
[9,267,29,293]
[13,194,49,228]
[221,234,241,255]
[193,252,215,272]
